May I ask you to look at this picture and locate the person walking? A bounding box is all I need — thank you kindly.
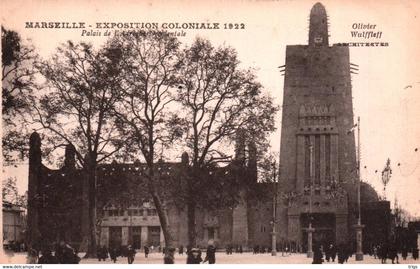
[412,247,419,260]
[203,241,217,264]
[330,244,337,262]
[55,241,80,264]
[337,244,346,264]
[126,245,136,264]
[325,244,331,262]
[179,245,184,255]
[97,245,108,261]
[38,248,59,264]
[109,245,118,263]
[312,244,324,264]
[144,245,149,258]
[401,246,408,260]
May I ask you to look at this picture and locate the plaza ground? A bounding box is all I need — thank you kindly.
[2,251,419,264]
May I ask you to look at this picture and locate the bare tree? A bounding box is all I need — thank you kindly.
[109,30,184,263]
[31,41,124,257]
[177,38,278,246]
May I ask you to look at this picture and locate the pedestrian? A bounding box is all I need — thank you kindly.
[97,245,108,261]
[187,247,203,264]
[373,245,378,259]
[109,245,118,263]
[55,241,80,264]
[126,245,136,264]
[27,247,39,264]
[337,244,346,264]
[179,245,184,255]
[331,244,337,262]
[412,247,419,260]
[401,246,408,260]
[312,244,324,264]
[144,245,149,258]
[203,241,216,264]
[325,244,331,262]
[344,244,350,263]
[380,243,388,264]
[388,244,399,264]
[38,248,59,264]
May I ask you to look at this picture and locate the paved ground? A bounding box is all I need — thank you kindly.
[2,251,419,264]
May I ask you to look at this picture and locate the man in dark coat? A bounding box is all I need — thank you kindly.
[187,248,203,264]
[401,246,408,260]
[325,244,331,262]
[412,247,419,260]
[126,245,136,264]
[179,245,184,255]
[203,242,216,264]
[97,245,108,261]
[38,248,59,264]
[109,245,118,263]
[312,244,324,264]
[388,244,399,264]
[330,244,337,262]
[144,245,149,258]
[337,244,346,264]
[55,241,80,264]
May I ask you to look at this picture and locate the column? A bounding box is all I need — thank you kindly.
[141,226,148,246]
[310,135,316,183]
[320,135,326,192]
[296,135,306,191]
[331,134,339,182]
[100,227,110,247]
[122,226,129,246]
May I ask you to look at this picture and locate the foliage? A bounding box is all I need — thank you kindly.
[2,27,38,164]
[2,177,27,208]
[176,37,279,244]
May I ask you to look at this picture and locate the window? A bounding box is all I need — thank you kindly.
[208,228,215,239]
[147,209,157,216]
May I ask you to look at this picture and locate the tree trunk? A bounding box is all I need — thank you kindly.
[187,198,196,247]
[187,167,198,247]
[147,168,176,263]
[81,157,98,258]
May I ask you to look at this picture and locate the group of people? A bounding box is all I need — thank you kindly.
[36,241,81,264]
[226,244,243,254]
[373,243,419,264]
[186,242,217,264]
[96,244,137,264]
[312,243,352,264]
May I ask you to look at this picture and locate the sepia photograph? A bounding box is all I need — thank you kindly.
[1,0,420,266]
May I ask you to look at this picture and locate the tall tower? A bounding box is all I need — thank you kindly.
[278,2,357,248]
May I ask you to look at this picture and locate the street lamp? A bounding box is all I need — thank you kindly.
[351,116,364,261]
[271,160,278,256]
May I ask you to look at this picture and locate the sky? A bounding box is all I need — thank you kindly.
[1,0,420,216]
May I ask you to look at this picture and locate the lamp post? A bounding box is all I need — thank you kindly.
[306,143,315,258]
[353,116,364,261]
[271,160,278,256]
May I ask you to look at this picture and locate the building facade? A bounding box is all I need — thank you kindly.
[26,2,390,252]
[277,2,360,250]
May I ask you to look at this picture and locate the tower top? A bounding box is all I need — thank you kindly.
[309,2,329,46]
